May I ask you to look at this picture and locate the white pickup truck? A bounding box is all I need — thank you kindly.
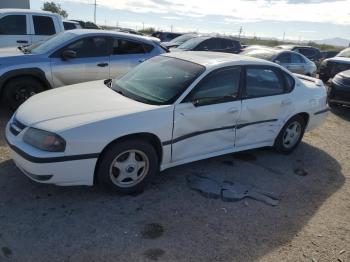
[0,9,64,48]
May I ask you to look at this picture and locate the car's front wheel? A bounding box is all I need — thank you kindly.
[274,115,306,154]
[2,77,45,109]
[96,139,159,194]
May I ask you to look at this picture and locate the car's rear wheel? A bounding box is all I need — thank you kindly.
[96,139,159,194]
[274,115,306,154]
[2,77,45,109]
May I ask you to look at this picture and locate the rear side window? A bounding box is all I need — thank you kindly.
[65,37,109,57]
[113,39,145,55]
[221,39,239,51]
[276,53,291,63]
[0,15,26,35]
[245,67,284,98]
[33,16,55,35]
[186,67,241,102]
[291,53,305,63]
[63,22,77,30]
[197,38,219,51]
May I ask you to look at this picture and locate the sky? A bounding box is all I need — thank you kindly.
[30,0,350,41]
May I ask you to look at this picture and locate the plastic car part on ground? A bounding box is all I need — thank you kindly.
[187,174,280,206]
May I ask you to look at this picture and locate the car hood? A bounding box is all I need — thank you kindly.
[338,69,350,78]
[326,56,350,64]
[15,80,159,131]
[0,47,25,58]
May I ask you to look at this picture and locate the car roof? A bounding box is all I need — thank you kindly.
[0,9,60,16]
[65,29,157,43]
[163,51,277,67]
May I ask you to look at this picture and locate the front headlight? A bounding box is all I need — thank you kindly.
[23,128,66,152]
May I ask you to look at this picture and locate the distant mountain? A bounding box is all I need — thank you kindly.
[314,37,350,47]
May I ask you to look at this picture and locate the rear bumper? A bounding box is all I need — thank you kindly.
[306,107,329,131]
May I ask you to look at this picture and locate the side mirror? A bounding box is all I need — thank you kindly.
[61,50,77,60]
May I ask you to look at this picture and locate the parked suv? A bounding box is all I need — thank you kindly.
[319,48,350,83]
[172,36,242,54]
[0,30,166,109]
[0,9,64,48]
[275,45,323,66]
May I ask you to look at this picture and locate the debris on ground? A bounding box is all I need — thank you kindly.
[187,174,280,206]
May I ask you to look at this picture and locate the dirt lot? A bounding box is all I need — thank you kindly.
[0,106,349,262]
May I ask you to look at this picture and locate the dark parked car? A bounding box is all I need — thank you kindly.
[319,48,350,82]
[242,48,317,76]
[70,20,100,29]
[328,69,350,107]
[63,20,82,30]
[151,31,183,42]
[321,50,339,59]
[275,45,323,66]
[172,36,242,54]
[161,33,198,48]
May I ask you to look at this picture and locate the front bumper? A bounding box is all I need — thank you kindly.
[5,122,98,186]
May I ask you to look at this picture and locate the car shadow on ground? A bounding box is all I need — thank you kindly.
[330,105,350,122]
[0,141,344,261]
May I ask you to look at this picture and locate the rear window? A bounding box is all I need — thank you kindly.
[33,16,56,35]
[0,15,26,35]
[63,22,78,30]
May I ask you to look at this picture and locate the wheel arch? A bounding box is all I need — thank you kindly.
[0,68,52,98]
[93,132,163,185]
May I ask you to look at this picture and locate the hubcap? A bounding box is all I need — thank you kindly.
[14,87,36,103]
[109,150,149,188]
[283,121,302,149]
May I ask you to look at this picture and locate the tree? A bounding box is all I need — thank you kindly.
[42,2,68,18]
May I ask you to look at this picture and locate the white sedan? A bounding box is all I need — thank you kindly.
[5,52,328,194]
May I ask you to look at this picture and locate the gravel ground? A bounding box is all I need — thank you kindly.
[0,106,349,262]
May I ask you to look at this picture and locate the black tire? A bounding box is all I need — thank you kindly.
[274,115,306,154]
[96,139,159,194]
[2,76,45,110]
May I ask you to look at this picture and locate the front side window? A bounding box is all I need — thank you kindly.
[113,56,204,105]
[65,37,108,57]
[33,16,55,35]
[113,39,145,55]
[0,15,26,35]
[185,67,241,103]
[245,67,284,98]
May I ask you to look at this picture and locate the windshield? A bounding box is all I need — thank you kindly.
[170,34,197,44]
[28,32,77,54]
[113,56,205,105]
[177,37,209,50]
[242,49,276,60]
[337,48,350,58]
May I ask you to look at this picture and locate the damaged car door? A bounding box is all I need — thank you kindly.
[172,67,242,162]
[235,66,295,147]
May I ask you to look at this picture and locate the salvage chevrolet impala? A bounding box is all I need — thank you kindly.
[5,52,328,194]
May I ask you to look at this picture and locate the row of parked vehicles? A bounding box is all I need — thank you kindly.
[0,9,347,193]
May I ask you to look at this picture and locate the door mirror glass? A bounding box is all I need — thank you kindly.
[61,49,77,60]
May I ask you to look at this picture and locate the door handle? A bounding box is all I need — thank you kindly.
[97,63,109,67]
[281,99,292,106]
[17,40,28,44]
